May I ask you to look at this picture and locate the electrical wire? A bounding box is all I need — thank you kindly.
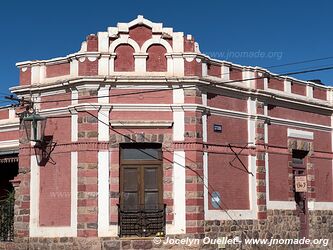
[8,64,333,105]
[265,55,333,69]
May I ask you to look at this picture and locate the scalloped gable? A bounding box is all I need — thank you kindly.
[107,15,173,37]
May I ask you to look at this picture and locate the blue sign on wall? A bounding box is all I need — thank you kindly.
[211,191,221,208]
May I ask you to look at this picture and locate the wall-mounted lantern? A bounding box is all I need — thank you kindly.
[22,112,47,143]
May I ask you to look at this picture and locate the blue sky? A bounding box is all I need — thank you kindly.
[0,0,333,99]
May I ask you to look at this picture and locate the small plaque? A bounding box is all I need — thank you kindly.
[213,124,222,133]
[295,176,307,192]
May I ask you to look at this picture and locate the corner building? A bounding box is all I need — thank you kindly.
[0,16,333,249]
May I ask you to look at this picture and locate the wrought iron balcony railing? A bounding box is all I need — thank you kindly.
[0,194,14,242]
[118,204,166,237]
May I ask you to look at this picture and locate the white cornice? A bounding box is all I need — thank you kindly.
[110,120,173,128]
[10,77,333,116]
[0,140,19,150]
[35,103,332,133]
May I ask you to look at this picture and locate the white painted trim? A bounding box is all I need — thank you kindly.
[308,201,333,210]
[29,153,77,237]
[264,77,268,90]
[109,36,140,53]
[202,92,208,143]
[168,151,186,234]
[31,65,41,84]
[172,86,184,104]
[306,85,313,98]
[71,88,78,142]
[242,70,255,88]
[98,108,110,141]
[205,155,257,220]
[248,98,256,145]
[97,86,111,142]
[267,201,296,210]
[0,140,19,150]
[8,108,16,119]
[34,100,331,132]
[70,152,78,234]
[40,89,67,97]
[0,122,19,133]
[221,65,230,80]
[203,152,208,213]
[98,56,109,76]
[110,121,173,128]
[141,37,173,53]
[202,63,207,77]
[287,128,314,140]
[173,111,184,141]
[71,114,78,142]
[284,80,291,93]
[70,59,79,77]
[98,151,116,236]
[173,87,185,141]
[97,32,109,53]
[264,105,268,144]
[172,32,184,53]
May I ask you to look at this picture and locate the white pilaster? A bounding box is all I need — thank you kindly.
[39,65,46,83]
[247,97,256,146]
[71,88,78,142]
[134,53,148,73]
[172,54,184,76]
[98,55,109,75]
[202,92,208,143]
[284,80,291,93]
[172,32,184,53]
[108,54,116,74]
[98,151,116,236]
[221,65,230,80]
[166,55,174,75]
[31,65,41,84]
[243,70,255,88]
[202,62,207,77]
[264,77,268,90]
[168,151,186,234]
[70,59,79,77]
[172,86,185,141]
[306,85,313,98]
[97,32,109,53]
[98,86,110,142]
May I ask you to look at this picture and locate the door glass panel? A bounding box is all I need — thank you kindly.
[123,167,138,191]
[122,148,160,160]
[144,167,158,190]
[145,192,158,208]
[123,192,138,210]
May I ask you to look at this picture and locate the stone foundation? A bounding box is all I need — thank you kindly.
[1,210,332,250]
[204,209,332,250]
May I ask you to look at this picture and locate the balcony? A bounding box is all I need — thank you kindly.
[117,204,166,237]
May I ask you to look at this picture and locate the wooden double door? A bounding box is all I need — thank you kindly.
[120,164,162,210]
[120,143,163,210]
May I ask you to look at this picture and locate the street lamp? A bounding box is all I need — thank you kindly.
[22,112,47,143]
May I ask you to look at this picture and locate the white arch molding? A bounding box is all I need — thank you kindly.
[141,37,173,53]
[109,36,140,53]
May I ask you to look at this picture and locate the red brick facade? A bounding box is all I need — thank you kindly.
[1,15,333,249]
